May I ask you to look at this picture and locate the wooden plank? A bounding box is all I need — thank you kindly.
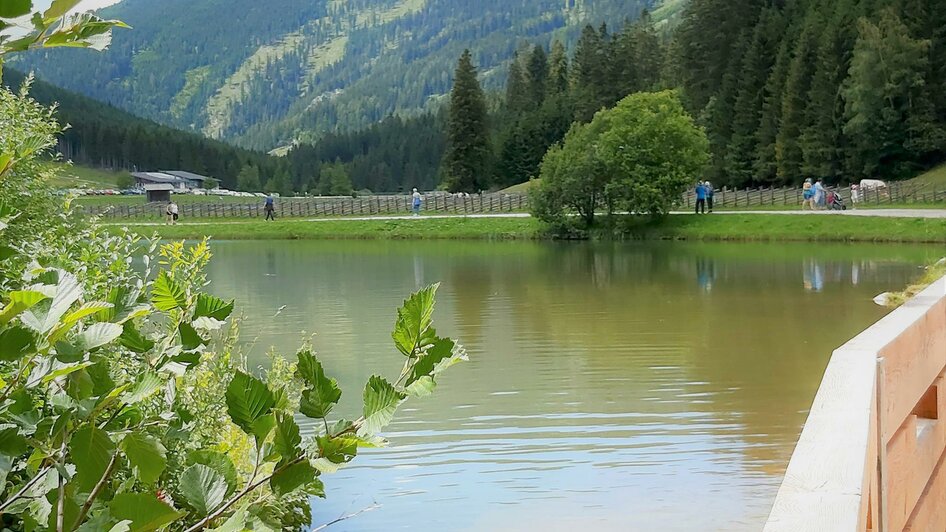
[764,348,877,532]
[904,445,946,531]
[886,415,918,532]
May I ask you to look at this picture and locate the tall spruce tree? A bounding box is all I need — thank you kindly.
[548,40,570,96]
[442,50,492,192]
[572,24,608,121]
[505,53,529,115]
[526,45,549,109]
[776,16,821,183]
[754,40,791,184]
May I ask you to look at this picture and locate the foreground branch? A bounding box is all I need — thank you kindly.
[0,466,51,514]
[312,503,381,531]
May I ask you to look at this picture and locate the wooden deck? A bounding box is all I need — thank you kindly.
[765,275,946,531]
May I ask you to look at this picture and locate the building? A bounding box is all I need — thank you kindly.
[132,170,215,191]
[143,183,174,203]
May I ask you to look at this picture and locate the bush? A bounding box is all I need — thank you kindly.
[531,90,709,226]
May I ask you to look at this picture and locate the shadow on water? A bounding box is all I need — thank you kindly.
[204,240,938,531]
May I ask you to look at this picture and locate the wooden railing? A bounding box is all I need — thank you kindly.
[765,275,946,531]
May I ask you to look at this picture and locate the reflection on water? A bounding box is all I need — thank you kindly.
[204,241,937,531]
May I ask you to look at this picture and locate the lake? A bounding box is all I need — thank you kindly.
[204,240,939,531]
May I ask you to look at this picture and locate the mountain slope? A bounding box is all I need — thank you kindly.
[14,0,661,150]
[2,69,280,188]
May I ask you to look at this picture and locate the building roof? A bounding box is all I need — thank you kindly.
[143,183,175,191]
[163,170,213,182]
[133,172,185,185]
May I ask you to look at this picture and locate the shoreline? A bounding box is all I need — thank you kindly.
[103,213,946,244]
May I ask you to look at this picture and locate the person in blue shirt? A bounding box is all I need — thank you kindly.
[264,195,276,221]
[695,181,707,214]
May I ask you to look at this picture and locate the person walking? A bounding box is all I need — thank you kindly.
[264,195,276,221]
[802,178,813,210]
[813,179,826,209]
[165,200,179,225]
[412,188,423,216]
[704,180,715,213]
[695,181,707,215]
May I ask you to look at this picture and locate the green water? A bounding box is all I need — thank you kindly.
[204,240,940,531]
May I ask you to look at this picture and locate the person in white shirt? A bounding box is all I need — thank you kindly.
[166,200,179,225]
[411,188,423,216]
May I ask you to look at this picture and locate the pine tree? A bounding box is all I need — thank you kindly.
[754,40,791,184]
[505,53,529,115]
[776,16,820,184]
[442,50,492,193]
[572,24,607,121]
[236,164,262,192]
[526,45,549,109]
[548,40,569,96]
[629,10,664,92]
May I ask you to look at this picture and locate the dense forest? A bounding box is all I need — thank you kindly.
[14,0,659,150]
[1,69,282,189]
[675,0,946,186]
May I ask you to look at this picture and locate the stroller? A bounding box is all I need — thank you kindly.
[827,190,846,210]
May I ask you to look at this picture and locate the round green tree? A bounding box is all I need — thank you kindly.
[532,90,709,226]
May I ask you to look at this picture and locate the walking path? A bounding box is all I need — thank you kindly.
[107,208,946,226]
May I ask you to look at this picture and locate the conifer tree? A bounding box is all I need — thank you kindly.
[548,40,570,96]
[526,45,549,109]
[442,50,492,192]
[776,16,820,183]
[505,53,529,115]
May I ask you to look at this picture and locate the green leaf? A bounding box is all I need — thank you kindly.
[194,293,234,321]
[392,283,439,356]
[121,371,162,404]
[250,413,275,446]
[0,0,31,18]
[21,271,82,334]
[272,412,301,464]
[150,271,186,312]
[0,244,17,261]
[405,375,436,398]
[360,375,406,436]
[407,337,468,385]
[42,361,93,384]
[43,0,82,20]
[269,460,318,496]
[120,433,166,485]
[179,464,228,517]
[178,322,205,350]
[119,322,154,353]
[0,290,47,325]
[74,322,122,351]
[187,450,236,496]
[109,493,185,532]
[69,424,115,493]
[225,371,275,434]
[0,425,28,456]
[297,351,341,419]
[0,326,36,361]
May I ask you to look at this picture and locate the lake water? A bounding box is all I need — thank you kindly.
[204,240,939,531]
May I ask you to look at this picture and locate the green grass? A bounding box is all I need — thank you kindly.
[46,162,131,188]
[907,163,946,187]
[106,213,946,243]
[499,180,537,194]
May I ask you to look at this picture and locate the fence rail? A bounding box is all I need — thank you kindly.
[80,193,530,219]
[765,275,946,531]
[80,181,946,220]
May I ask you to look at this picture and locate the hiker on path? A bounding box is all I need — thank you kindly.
[704,181,715,213]
[695,181,707,214]
[264,195,276,221]
[412,188,423,216]
[165,200,179,225]
[813,179,826,209]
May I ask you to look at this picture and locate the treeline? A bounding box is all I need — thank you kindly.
[2,69,283,189]
[441,13,668,191]
[675,0,946,186]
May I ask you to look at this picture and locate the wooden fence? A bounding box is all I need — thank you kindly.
[764,275,946,531]
[81,181,946,219]
[81,193,529,220]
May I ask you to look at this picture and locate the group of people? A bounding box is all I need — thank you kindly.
[801,178,828,210]
[695,181,715,214]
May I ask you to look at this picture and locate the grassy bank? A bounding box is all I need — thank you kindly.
[106,213,946,243]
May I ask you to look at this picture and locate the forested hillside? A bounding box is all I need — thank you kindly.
[13,0,657,150]
[675,0,946,185]
[1,70,281,188]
